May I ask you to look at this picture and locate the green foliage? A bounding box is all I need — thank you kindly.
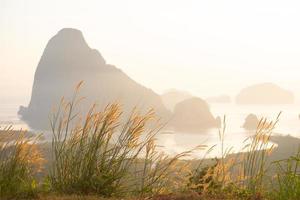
[271,148,300,200]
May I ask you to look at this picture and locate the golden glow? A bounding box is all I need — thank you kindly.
[1,0,300,103]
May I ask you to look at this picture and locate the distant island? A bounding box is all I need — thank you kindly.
[18,28,171,130]
[161,89,193,111]
[206,95,231,104]
[236,83,294,105]
[170,97,221,132]
[242,113,259,130]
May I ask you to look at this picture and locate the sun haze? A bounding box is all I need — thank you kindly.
[1,0,300,104]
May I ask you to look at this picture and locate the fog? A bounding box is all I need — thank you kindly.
[2,0,300,105]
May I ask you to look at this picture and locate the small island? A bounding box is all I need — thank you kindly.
[236,83,294,105]
[242,114,259,130]
[170,97,220,132]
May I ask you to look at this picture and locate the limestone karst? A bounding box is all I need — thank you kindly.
[18,28,171,129]
[170,97,220,132]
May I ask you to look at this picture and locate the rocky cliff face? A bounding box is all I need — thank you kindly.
[19,28,171,130]
[236,83,294,105]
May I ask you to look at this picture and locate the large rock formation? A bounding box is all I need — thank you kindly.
[161,89,193,111]
[236,83,294,105]
[170,97,220,132]
[19,28,171,130]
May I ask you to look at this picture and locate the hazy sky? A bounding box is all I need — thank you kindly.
[1,0,300,104]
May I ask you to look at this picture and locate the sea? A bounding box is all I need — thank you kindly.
[1,102,300,158]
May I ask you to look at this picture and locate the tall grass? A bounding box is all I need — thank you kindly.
[0,126,43,198]
[188,114,281,199]
[271,147,300,200]
[240,113,281,194]
[133,137,204,196]
[1,83,299,199]
[48,83,196,197]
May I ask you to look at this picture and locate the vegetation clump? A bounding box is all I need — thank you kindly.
[0,127,43,199]
[48,83,195,197]
[1,85,300,200]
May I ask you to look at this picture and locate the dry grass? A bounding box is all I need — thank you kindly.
[48,82,198,197]
[37,194,115,200]
[1,83,299,200]
[0,126,44,199]
[187,114,282,199]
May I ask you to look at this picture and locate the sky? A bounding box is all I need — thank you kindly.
[1,0,300,104]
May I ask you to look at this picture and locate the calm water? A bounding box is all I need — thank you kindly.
[1,102,300,158]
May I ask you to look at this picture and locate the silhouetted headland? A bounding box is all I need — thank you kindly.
[18,28,171,130]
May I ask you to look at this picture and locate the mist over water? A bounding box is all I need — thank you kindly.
[1,101,299,158]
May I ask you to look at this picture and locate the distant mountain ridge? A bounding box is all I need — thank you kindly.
[19,28,171,129]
